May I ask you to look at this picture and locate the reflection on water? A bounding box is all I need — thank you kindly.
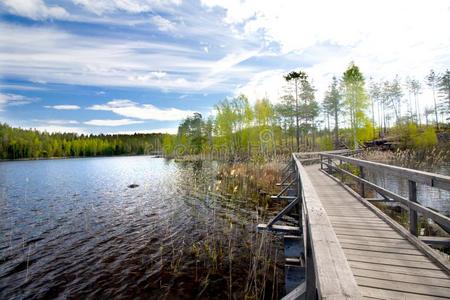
[0,156,282,299]
[367,164,450,215]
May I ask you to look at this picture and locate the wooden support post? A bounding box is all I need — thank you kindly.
[409,180,418,236]
[320,154,323,170]
[359,166,365,197]
[339,159,343,182]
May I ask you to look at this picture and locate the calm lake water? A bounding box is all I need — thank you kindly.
[0,156,282,299]
[367,165,450,215]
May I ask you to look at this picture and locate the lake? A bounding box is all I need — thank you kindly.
[367,165,450,215]
[0,156,282,299]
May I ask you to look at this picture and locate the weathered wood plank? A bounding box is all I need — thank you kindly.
[257,224,300,234]
[352,267,450,288]
[342,248,429,262]
[334,228,404,239]
[337,236,416,249]
[355,276,450,298]
[281,281,306,300]
[419,236,450,247]
[348,261,450,279]
[346,254,441,270]
[339,242,423,256]
[360,286,448,300]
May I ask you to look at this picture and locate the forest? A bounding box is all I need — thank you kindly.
[163,63,450,158]
[0,124,164,159]
[1,63,449,160]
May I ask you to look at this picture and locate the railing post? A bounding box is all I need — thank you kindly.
[359,166,365,197]
[339,159,343,182]
[320,154,323,170]
[409,180,418,236]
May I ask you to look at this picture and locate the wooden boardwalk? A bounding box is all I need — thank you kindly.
[305,164,450,299]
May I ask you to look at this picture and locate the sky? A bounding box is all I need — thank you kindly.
[0,0,449,135]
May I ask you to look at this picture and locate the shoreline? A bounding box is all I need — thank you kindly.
[0,153,164,162]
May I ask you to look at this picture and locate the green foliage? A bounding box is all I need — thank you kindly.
[392,123,437,149]
[0,123,165,159]
[342,62,370,148]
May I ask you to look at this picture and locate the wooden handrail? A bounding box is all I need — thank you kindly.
[292,154,362,299]
[321,153,450,191]
[319,153,450,238]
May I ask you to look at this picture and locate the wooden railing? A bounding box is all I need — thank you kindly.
[259,152,362,299]
[319,153,450,241]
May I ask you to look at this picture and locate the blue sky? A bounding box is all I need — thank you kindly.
[0,0,449,134]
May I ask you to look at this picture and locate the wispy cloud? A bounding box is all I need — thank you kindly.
[0,93,35,110]
[84,118,144,126]
[87,99,196,121]
[72,0,181,16]
[44,119,80,125]
[1,0,69,20]
[151,15,176,32]
[44,105,81,110]
[0,19,259,92]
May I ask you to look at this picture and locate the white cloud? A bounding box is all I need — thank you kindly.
[0,93,34,110]
[72,0,181,15]
[84,118,144,126]
[235,69,286,104]
[151,15,176,32]
[203,0,450,106]
[0,22,255,92]
[1,0,69,20]
[44,105,81,110]
[0,84,47,91]
[87,99,195,121]
[45,119,80,125]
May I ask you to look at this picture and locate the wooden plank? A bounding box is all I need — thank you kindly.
[337,237,416,250]
[340,242,423,256]
[342,248,429,262]
[419,236,450,247]
[360,286,448,300]
[334,228,404,239]
[349,261,450,279]
[346,254,441,270]
[271,195,297,200]
[355,276,450,298]
[352,267,450,288]
[282,281,306,300]
[266,196,300,226]
[257,224,300,234]
[331,224,394,232]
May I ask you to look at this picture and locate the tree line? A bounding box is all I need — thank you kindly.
[2,63,448,160]
[0,123,164,160]
[164,63,450,157]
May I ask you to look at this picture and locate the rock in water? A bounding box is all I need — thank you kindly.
[128,184,139,188]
